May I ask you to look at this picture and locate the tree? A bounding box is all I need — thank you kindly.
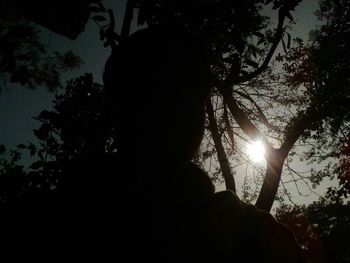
[125,0,306,211]
[212,0,350,211]
[2,1,350,261]
[182,0,350,211]
[0,1,84,91]
[254,0,350,209]
[295,0,350,204]
[0,73,108,203]
[276,200,350,262]
[1,0,349,217]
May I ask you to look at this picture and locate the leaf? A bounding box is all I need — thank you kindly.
[285,11,294,22]
[99,28,106,41]
[245,59,259,68]
[30,161,43,170]
[17,144,26,149]
[287,33,291,49]
[253,32,265,39]
[89,6,103,13]
[92,15,106,21]
[0,144,5,154]
[257,38,265,45]
[11,150,21,162]
[281,37,287,54]
[272,2,282,9]
[33,123,51,141]
[38,110,58,121]
[252,49,257,59]
[240,70,249,77]
[38,149,45,162]
[28,143,37,156]
[232,37,245,54]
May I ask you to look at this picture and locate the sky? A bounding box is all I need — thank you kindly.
[0,0,325,206]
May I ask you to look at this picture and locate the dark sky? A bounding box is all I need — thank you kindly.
[0,0,324,205]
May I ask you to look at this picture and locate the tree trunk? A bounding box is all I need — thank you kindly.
[207,100,236,192]
[255,150,286,211]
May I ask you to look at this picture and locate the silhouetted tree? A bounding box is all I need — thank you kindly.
[215,0,350,211]
[2,0,350,211]
[0,73,107,203]
[0,1,83,91]
[126,0,304,201]
[1,5,306,260]
[1,1,350,261]
[276,200,350,262]
[252,0,350,209]
[292,0,350,204]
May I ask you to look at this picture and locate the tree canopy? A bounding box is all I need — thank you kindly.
[1,0,350,208]
[1,0,350,261]
[0,5,83,91]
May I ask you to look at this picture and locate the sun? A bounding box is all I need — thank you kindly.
[247,140,265,163]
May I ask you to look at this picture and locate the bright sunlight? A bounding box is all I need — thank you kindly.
[246,140,265,163]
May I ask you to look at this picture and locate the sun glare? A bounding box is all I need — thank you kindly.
[247,140,265,163]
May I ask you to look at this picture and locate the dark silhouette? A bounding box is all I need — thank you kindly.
[102,22,305,262]
[1,1,350,262]
[0,9,305,263]
[276,201,350,262]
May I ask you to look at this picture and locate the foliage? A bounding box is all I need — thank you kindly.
[1,0,349,214]
[0,145,27,203]
[34,73,107,160]
[131,0,304,86]
[0,13,83,91]
[136,0,267,56]
[1,4,350,261]
[13,0,348,209]
[196,0,350,208]
[282,0,350,202]
[276,200,350,262]
[324,139,350,203]
[0,74,108,203]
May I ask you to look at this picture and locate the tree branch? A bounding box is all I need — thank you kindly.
[223,104,235,152]
[206,99,236,192]
[236,8,287,83]
[280,108,319,155]
[219,86,274,153]
[233,90,278,131]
